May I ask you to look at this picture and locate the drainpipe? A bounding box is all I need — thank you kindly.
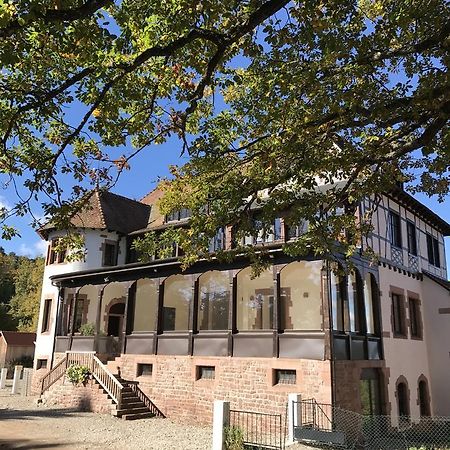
[326,260,337,406]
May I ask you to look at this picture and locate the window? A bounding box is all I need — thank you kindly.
[279,261,322,330]
[243,218,283,245]
[406,221,417,256]
[198,271,230,331]
[275,369,296,385]
[197,365,215,380]
[47,238,66,265]
[360,369,382,415]
[165,208,192,222]
[73,298,85,332]
[286,220,308,240]
[331,271,347,332]
[427,234,440,267]
[392,293,405,336]
[36,359,48,370]
[418,379,430,417]
[408,298,421,338]
[162,275,192,331]
[208,228,225,253]
[363,274,380,335]
[389,211,402,248]
[397,381,409,419]
[41,299,52,333]
[236,267,274,330]
[137,363,153,377]
[130,279,158,332]
[103,242,117,266]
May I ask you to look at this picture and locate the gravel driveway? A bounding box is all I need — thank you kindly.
[0,390,315,450]
[0,390,212,449]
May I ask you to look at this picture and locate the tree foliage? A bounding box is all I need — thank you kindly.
[0,249,44,331]
[0,0,448,265]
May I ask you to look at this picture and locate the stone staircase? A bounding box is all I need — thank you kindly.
[112,376,155,420]
[39,352,163,421]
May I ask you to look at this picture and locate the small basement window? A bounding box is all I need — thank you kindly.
[136,363,153,377]
[275,369,296,385]
[197,365,215,380]
[36,359,48,370]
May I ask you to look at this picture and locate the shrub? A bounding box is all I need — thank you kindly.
[6,355,34,377]
[66,364,90,385]
[224,425,244,450]
[79,323,95,336]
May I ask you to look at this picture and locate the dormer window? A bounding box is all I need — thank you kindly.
[165,208,191,223]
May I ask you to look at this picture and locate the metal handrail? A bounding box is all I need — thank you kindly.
[40,356,67,395]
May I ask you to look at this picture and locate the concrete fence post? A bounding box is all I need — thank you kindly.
[212,400,230,450]
[11,365,23,394]
[22,368,33,396]
[0,368,7,389]
[287,393,302,446]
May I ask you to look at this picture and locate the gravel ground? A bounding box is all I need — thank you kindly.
[0,390,315,450]
[0,390,212,449]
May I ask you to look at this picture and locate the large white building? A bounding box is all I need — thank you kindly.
[33,186,450,424]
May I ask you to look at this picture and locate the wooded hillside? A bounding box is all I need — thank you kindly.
[0,248,44,332]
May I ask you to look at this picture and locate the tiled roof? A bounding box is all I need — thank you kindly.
[39,190,151,238]
[0,331,36,346]
[423,271,450,292]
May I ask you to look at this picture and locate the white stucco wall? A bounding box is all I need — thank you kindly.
[34,228,126,367]
[379,266,432,420]
[421,276,450,415]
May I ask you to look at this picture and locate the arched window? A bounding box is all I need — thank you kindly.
[198,271,230,330]
[162,275,192,331]
[418,378,431,417]
[236,267,274,330]
[279,261,322,330]
[102,282,127,335]
[130,278,158,332]
[397,379,410,419]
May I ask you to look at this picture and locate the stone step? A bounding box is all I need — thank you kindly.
[121,399,143,407]
[122,412,154,421]
[121,391,137,398]
[115,407,150,417]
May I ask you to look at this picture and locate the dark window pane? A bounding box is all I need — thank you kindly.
[74,299,84,332]
[392,293,404,336]
[103,243,117,266]
[406,222,417,256]
[137,363,152,377]
[397,382,409,417]
[41,299,52,332]
[198,365,215,380]
[427,234,434,264]
[389,212,402,248]
[409,298,421,338]
[433,237,440,267]
[276,369,296,385]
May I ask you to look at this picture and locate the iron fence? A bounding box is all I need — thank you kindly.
[229,409,285,449]
[294,399,450,450]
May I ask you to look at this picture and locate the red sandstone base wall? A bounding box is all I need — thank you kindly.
[108,354,332,424]
[41,377,114,414]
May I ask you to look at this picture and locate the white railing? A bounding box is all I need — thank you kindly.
[91,355,123,408]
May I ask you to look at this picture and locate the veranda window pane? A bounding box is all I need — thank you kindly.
[236,267,274,330]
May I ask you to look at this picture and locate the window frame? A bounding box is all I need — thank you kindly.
[408,297,422,339]
[391,292,406,337]
[274,369,297,385]
[389,211,402,248]
[406,221,417,256]
[102,241,118,267]
[196,365,215,380]
[427,234,441,267]
[41,299,52,333]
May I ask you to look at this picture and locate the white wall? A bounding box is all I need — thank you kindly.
[34,228,126,367]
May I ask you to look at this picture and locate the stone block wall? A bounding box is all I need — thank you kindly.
[41,376,114,414]
[334,360,389,414]
[107,354,332,424]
